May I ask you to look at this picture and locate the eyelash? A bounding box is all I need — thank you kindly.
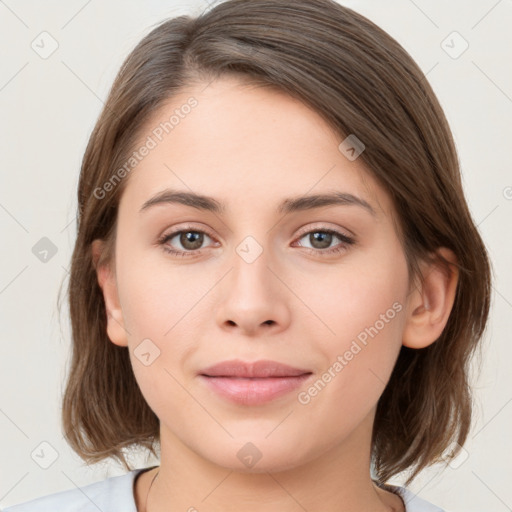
[157,224,355,258]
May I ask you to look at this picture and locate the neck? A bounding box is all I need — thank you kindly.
[140,413,404,512]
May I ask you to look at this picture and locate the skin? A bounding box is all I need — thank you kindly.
[93,76,458,512]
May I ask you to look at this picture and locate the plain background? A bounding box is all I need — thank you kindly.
[0,0,511,510]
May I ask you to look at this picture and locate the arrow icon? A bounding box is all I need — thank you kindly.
[440,31,468,59]
[338,134,365,161]
[135,339,161,366]
[31,441,59,468]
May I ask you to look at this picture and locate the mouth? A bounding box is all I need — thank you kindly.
[198,359,313,405]
[199,358,311,378]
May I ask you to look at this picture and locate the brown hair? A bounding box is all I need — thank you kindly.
[60,0,492,485]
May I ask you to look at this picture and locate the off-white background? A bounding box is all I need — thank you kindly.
[0,1,511,510]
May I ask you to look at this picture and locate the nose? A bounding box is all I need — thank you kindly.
[215,242,291,337]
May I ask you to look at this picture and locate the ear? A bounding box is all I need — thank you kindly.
[402,247,459,349]
[91,239,129,348]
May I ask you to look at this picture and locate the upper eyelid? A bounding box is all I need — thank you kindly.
[161,223,354,245]
[294,222,354,239]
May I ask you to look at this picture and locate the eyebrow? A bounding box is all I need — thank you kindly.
[139,189,376,217]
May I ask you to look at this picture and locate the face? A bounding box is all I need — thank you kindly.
[99,76,412,472]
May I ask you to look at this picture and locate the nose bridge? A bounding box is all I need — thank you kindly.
[214,230,291,333]
[231,232,275,298]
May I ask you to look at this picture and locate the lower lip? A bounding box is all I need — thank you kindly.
[199,374,312,405]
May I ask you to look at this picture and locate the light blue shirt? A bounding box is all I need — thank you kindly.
[3,467,446,511]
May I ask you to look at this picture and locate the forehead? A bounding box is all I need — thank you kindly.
[119,76,390,219]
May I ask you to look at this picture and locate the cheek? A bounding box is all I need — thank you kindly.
[116,245,208,339]
[296,243,408,400]
[120,263,199,416]
[293,281,406,446]
[298,243,408,349]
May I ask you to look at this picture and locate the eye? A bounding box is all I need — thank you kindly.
[157,226,216,257]
[294,228,355,256]
[157,225,355,258]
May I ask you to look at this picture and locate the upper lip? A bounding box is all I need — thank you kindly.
[199,359,312,378]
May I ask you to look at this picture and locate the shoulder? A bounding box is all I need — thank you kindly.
[374,480,448,512]
[392,485,448,512]
[3,469,147,512]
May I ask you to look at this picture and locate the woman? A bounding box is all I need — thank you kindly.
[5,0,491,510]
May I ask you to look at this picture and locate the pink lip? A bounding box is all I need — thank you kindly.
[199,359,311,378]
[198,359,313,405]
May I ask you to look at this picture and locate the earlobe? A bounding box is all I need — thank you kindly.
[402,247,459,349]
[91,239,129,348]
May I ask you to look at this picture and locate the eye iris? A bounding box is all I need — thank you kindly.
[310,231,332,249]
[181,231,203,250]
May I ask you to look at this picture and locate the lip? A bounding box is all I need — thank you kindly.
[198,359,313,405]
[199,359,311,378]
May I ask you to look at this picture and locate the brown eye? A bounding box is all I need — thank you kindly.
[295,228,355,256]
[176,231,204,250]
[158,228,215,257]
[307,231,333,249]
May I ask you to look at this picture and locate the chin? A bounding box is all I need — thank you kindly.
[198,437,309,474]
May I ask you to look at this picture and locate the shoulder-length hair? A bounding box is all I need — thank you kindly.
[60,0,492,485]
